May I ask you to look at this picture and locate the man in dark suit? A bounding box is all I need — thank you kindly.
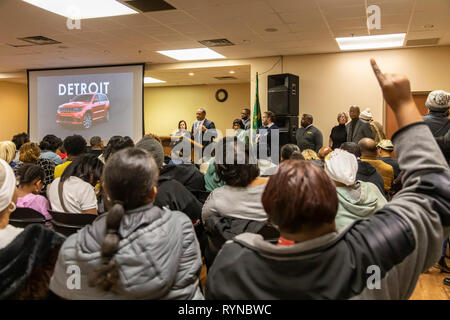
[256,111,279,159]
[191,108,217,148]
[346,105,374,143]
[295,114,323,152]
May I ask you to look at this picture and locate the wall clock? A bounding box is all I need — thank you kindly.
[215,89,228,102]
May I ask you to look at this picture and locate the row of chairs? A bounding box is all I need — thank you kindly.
[9,207,97,237]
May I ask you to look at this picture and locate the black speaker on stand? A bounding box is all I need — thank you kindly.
[268,73,300,150]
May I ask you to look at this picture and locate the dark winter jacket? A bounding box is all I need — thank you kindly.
[0,224,64,299]
[356,159,385,196]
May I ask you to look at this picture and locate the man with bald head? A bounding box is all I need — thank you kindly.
[191,108,217,148]
[359,137,393,192]
[346,106,374,143]
[295,114,323,152]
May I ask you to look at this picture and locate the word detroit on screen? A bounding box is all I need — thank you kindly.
[58,82,110,96]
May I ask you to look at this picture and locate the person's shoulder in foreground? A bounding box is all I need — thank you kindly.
[205,59,450,300]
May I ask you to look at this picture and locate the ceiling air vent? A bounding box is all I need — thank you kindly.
[7,36,61,48]
[215,76,237,80]
[123,0,176,12]
[199,39,235,47]
[406,38,440,46]
[18,36,60,45]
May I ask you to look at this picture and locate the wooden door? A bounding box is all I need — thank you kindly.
[385,92,430,139]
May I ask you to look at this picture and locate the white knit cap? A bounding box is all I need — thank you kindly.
[360,108,373,121]
[0,159,16,212]
[325,149,358,186]
[425,90,450,112]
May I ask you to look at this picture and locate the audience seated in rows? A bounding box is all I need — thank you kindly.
[48,154,103,214]
[324,149,386,230]
[49,148,203,299]
[54,135,87,178]
[39,134,63,165]
[340,142,385,196]
[14,142,54,191]
[205,59,450,299]
[359,138,394,192]
[17,164,51,220]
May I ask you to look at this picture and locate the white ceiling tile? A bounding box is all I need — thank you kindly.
[146,11,198,25]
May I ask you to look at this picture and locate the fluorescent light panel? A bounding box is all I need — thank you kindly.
[336,33,406,51]
[157,48,225,61]
[144,77,165,84]
[23,0,138,19]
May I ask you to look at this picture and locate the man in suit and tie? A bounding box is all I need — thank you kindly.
[346,105,374,143]
[257,111,279,159]
[191,108,217,148]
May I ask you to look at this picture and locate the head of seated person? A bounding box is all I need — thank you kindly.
[214,137,260,188]
[39,134,62,153]
[103,136,134,163]
[0,159,20,245]
[262,160,337,242]
[324,149,387,230]
[135,135,164,169]
[16,164,51,220]
[63,135,87,161]
[301,149,323,168]
[281,144,304,162]
[358,138,378,159]
[12,132,29,153]
[340,142,361,158]
[0,141,17,165]
[318,146,333,162]
[19,142,40,164]
[48,154,104,214]
[61,154,104,187]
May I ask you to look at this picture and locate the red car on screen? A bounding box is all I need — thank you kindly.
[56,93,110,129]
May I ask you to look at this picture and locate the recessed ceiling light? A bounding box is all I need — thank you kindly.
[229,70,235,74]
[336,33,406,50]
[188,73,195,76]
[265,28,278,32]
[144,77,165,84]
[23,0,138,19]
[156,48,225,61]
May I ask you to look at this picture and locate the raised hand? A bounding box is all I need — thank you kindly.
[370,58,422,128]
[370,58,413,111]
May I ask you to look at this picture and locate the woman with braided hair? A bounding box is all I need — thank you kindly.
[49,147,203,299]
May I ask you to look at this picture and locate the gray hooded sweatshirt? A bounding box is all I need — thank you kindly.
[335,181,387,230]
[49,204,204,300]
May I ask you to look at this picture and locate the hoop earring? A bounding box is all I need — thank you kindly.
[8,202,16,213]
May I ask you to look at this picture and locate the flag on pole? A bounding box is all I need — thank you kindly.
[252,72,262,133]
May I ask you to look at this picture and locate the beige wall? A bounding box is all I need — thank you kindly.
[144,83,250,137]
[2,45,450,143]
[250,45,450,142]
[0,81,28,141]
